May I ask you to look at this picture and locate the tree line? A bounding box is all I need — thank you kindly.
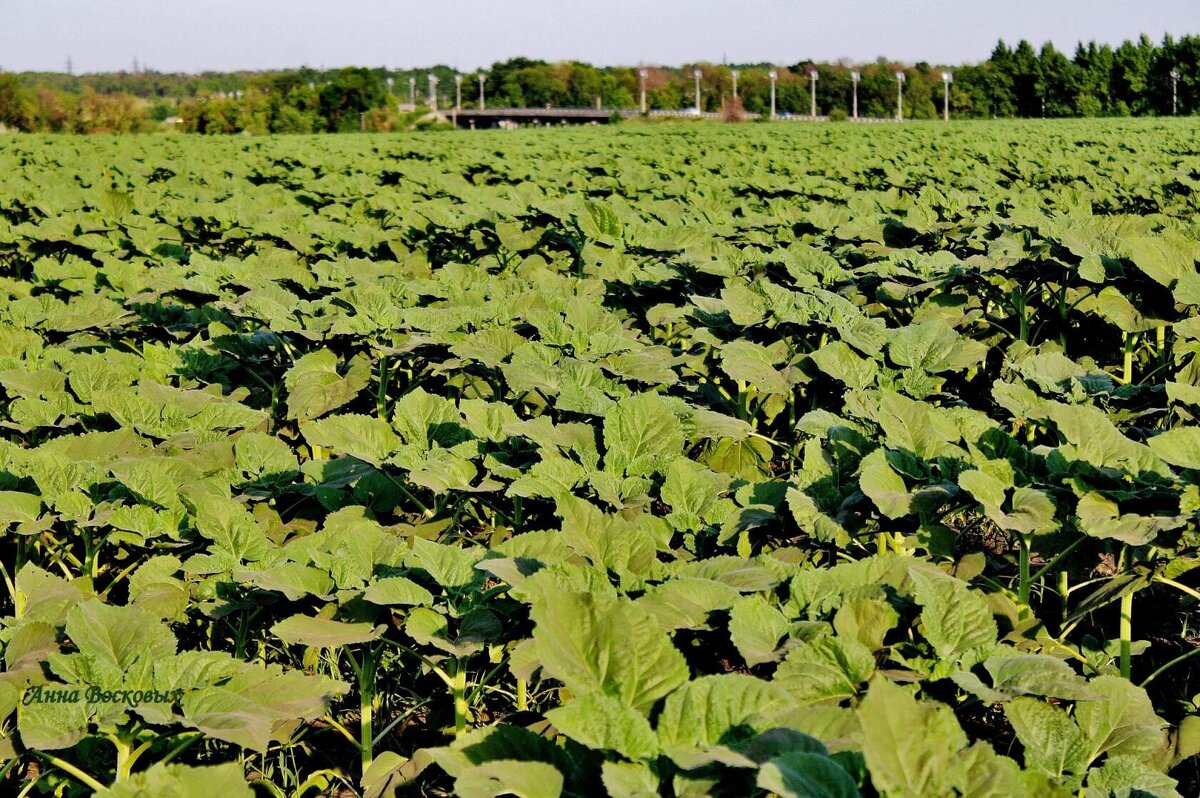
[0,33,1197,133]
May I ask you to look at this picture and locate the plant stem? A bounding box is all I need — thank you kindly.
[1017,536,1031,607]
[35,752,106,793]
[360,648,377,773]
[1057,569,1069,626]
[1140,645,1200,688]
[1122,332,1135,385]
[452,658,468,738]
[1119,548,1133,679]
[516,677,528,712]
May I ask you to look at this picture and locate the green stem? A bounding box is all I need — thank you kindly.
[1057,569,1069,626]
[1153,576,1200,603]
[1018,536,1031,607]
[1122,332,1135,385]
[1029,536,1086,585]
[516,677,528,712]
[452,658,468,738]
[35,752,107,793]
[1139,645,1200,688]
[359,648,377,773]
[1119,549,1133,679]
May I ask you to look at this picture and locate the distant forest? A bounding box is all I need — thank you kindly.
[0,34,1197,133]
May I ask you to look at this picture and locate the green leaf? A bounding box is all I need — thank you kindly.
[656,674,783,754]
[832,597,899,651]
[888,321,986,374]
[545,692,659,760]
[910,571,997,668]
[284,349,371,421]
[1084,755,1180,798]
[65,600,177,671]
[271,615,382,648]
[0,490,42,524]
[773,636,875,704]
[93,762,254,798]
[528,589,688,714]
[1004,697,1091,777]
[454,760,564,798]
[1147,427,1200,470]
[859,449,910,519]
[363,576,434,606]
[603,393,684,477]
[857,677,970,798]
[728,595,789,666]
[180,665,348,751]
[301,414,399,466]
[1074,676,1167,764]
[756,752,861,798]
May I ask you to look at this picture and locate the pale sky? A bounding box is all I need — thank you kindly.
[1,0,1197,74]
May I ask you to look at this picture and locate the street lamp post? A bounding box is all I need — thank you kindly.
[732,69,739,101]
[941,72,953,121]
[639,68,648,114]
[768,69,777,119]
[478,73,486,110]
[408,76,416,107]
[428,73,438,111]
[693,68,702,114]
[809,70,818,118]
[851,71,860,119]
[895,71,906,120]
[1171,70,1180,116]
[455,73,462,111]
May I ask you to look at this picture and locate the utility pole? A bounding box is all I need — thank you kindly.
[455,73,462,110]
[895,71,905,120]
[1171,69,1180,116]
[693,68,702,113]
[942,72,953,121]
[851,71,860,119]
[639,68,648,114]
[478,73,486,110]
[769,69,777,119]
[731,69,739,101]
[409,76,416,107]
[66,56,73,76]
[809,70,818,118]
[428,73,437,111]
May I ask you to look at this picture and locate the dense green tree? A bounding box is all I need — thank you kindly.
[318,67,386,132]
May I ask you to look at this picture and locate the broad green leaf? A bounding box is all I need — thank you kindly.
[545,693,658,760]
[93,762,254,798]
[271,615,382,648]
[728,595,789,666]
[528,589,688,714]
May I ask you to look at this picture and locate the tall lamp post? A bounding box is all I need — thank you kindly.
[895,71,906,120]
[809,70,818,118]
[455,73,462,110]
[428,73,438,111]
[639,68,648,114]
[941,71,953,121]
[408,76,416,107]
[693,68,702,113]
[478,73,486,110]
[1171,69,1180,116]
[768,69,777,119]
[731,69,739,101]
[851,70,860,119]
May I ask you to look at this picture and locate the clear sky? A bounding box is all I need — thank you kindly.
[1,0,1197,74]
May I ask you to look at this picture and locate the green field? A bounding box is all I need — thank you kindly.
[1,119,1199,797]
